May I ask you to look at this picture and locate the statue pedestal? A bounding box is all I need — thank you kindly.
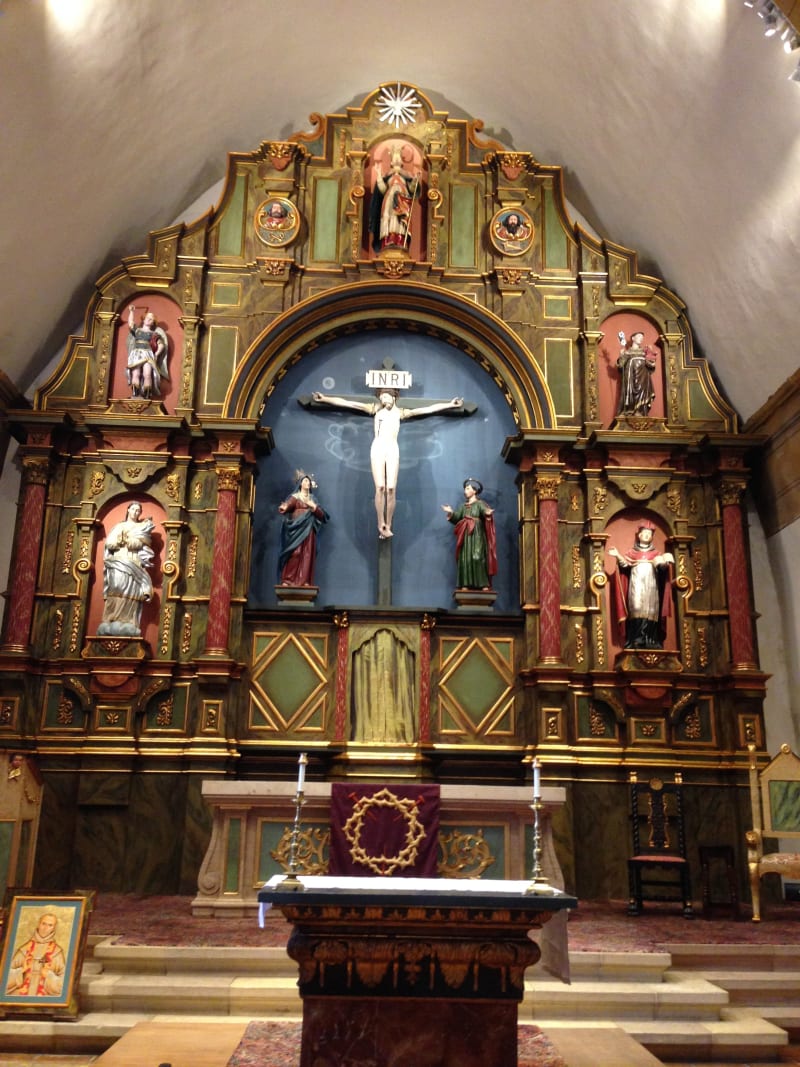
[259,875,575,1067]
[274,584,319,606]
[452,588,497,611]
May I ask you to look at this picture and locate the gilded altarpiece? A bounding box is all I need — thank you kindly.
[0,84,764,898]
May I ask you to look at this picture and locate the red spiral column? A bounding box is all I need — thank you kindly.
[2,457,50,651]
[203,466,241,655]
[536,476,562,663]
[720,480,757,670]
[418,614,435,744]
[333,612,350,743]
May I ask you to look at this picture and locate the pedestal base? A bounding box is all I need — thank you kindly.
[301,997,518,1067]
[274,584,319,605]
[453,588,497,611]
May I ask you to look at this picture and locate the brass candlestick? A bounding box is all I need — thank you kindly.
[279,754,308,891]
[525,797,548,894]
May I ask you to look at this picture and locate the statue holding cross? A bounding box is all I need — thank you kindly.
[302,360,473,539]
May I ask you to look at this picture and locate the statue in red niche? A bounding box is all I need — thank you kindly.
[369,143,421,253]
[608,522,674,649]
[616,330,658,417]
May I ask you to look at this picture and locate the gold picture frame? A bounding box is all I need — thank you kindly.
[0,894,92,1018]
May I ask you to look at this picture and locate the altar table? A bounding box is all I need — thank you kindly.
[194,780,567,916]
[259,874,576,1067]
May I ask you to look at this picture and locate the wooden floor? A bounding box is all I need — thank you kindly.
[93,1022,248,1067]
[546,1026,663,1067]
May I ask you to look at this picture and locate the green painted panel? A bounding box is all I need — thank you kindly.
[544,296,571,319]
[312,178,340,262]
[205,326,239,405]
[225,817,241,893]
[212,283,241,307]
[577,697,614,739]
[307,635,327,661]
[769,780,800,832]
[218,173,247,257]
[262,642,321,717]
[544,338,574,418]
[688,380,722,422]
[17,820,31,883]
[543,186,569,270]
[0,822,13,889]
[450,184,477,268]
[51,357,89,402]
[447,647,506,722]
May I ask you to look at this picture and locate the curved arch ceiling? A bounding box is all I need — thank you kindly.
[2,0,798,424]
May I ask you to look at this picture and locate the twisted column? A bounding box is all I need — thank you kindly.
[536,476,562,663]
[2,458,50,650]
[719,480,757,670]
[203,466,241,655]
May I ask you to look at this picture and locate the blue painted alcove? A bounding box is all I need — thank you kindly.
[249,329,520,612]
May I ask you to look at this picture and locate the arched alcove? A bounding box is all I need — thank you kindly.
[248,327,521,611]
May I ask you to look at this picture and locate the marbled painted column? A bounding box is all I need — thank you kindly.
[203,466,241,655]
[418,614,435,744]
[2,457,50,650]
[333,612,349,743]
[719,480,757,669]
[536,476,562,663]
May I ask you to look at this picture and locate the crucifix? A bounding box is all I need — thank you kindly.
[299,358,475,604]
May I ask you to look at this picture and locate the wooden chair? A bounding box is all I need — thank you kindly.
[746,742,800,922]
[628,771,693,918]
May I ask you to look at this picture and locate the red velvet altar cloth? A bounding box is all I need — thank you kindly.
[329,783,440,877]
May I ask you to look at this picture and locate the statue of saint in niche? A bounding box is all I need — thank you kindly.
[608,521,673,649]
[98,502,156,637]
[126,306,169,400]
[616,330,657,417]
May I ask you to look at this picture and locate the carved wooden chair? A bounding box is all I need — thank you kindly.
[628,771,693,918]
[746,742,800,922]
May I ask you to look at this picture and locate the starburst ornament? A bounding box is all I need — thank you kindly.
[377,83,422,128]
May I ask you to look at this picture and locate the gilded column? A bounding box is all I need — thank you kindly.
[536,476,562,663]
[204,466,242,655]
[719,480,757,670]
[2,457,50,650]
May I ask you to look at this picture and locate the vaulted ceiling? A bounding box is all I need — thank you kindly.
[2,0,798,425]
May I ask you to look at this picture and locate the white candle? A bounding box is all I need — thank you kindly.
[533,757,541,800]
[297,752,307,792]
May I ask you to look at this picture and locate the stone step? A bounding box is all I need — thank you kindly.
[90,938,295,975]
[677,969,800,1005]
[664,942,800,972]
[524,975,728,1022]
[623,1008,789,1062]
[0,944,794,1063]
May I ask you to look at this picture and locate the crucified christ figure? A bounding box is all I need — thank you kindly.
[310,388,464,538]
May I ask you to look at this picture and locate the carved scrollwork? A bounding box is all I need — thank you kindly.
[437,829,494,878]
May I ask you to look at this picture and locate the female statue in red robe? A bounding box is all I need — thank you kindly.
[277,474,329,587]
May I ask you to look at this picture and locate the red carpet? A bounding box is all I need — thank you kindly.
[89,894,800,951]
[225,1020,567,1067]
